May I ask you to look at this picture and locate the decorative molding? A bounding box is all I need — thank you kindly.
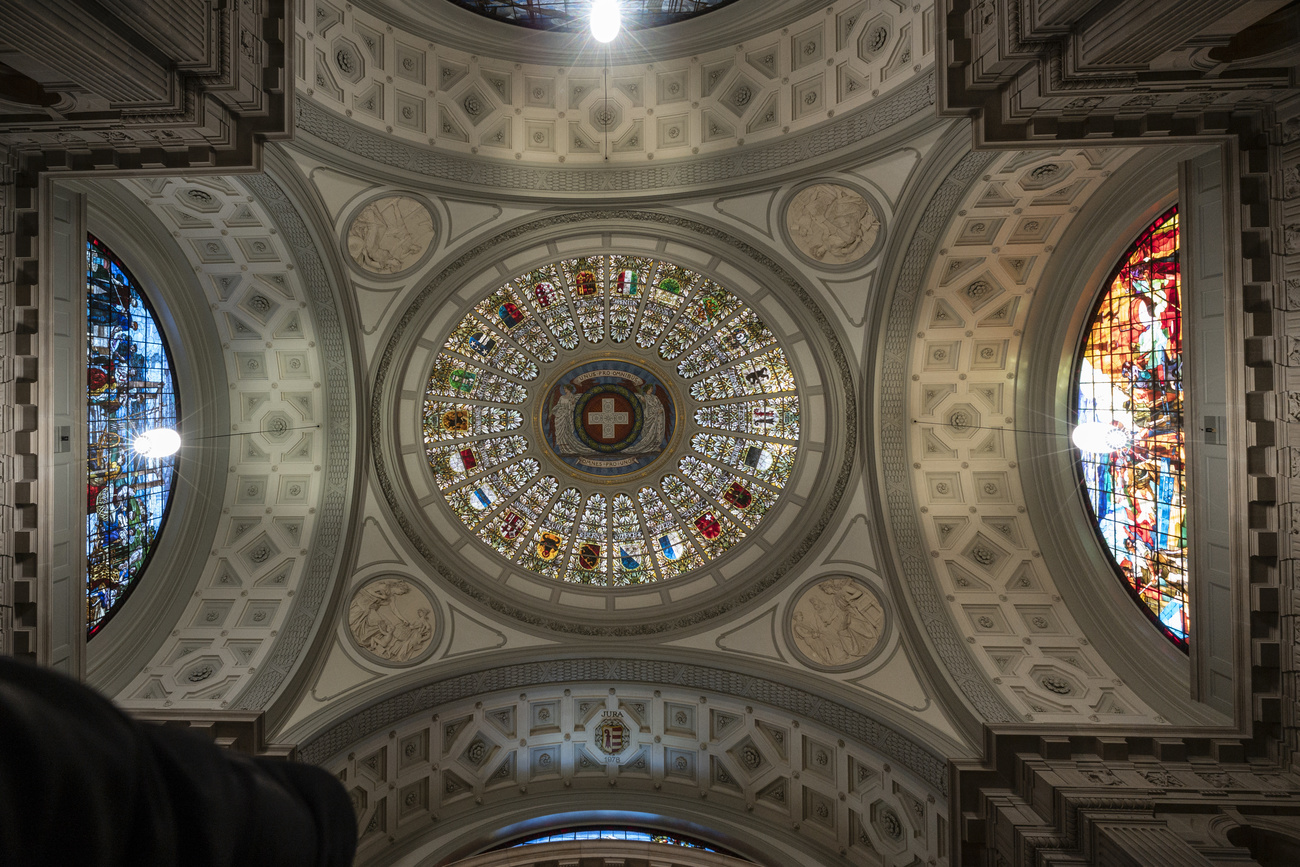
[292,70,938,198]
[234,170,357,712]
[0,0,292,173]
[299,658,949,794]
[951,726,1300,865]
[299,0,934,167]
[937,0,1295,147]
[0,145,17,657]
[874,146,1019,725]
[370,210,856,636]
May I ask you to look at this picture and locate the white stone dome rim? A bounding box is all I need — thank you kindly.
[372,209,855,636]
[354,0,829,66]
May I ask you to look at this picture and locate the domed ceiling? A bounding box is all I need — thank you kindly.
[423,253,801,585]
[374,214,853,634]
[442,0,739,31]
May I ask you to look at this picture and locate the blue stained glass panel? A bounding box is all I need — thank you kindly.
[86,235,179,636]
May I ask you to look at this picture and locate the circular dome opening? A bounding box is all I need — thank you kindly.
[441,0,741,32]
[423,254,801,586]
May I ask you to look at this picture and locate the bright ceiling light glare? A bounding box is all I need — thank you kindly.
[1071,421,1129,455]
[590,0,622,43]
[133,427,182,459]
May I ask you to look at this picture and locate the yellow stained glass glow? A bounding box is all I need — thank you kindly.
[422,255,800,585]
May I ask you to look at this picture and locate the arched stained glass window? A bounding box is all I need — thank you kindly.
[1075,207,1187,648]
[502,827,723,853]
[86,235,180,636]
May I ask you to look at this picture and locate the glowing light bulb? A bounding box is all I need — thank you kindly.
[1071,420,1129,454]
[133,427,181,458]
[590,0,621,43]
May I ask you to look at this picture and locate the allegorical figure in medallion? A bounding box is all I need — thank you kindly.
[348,578,437,664]
[346,196,436,275]
[550,384,596,455]
[625,383,666,455]
[785,184,881,266]
[789,577,885,668]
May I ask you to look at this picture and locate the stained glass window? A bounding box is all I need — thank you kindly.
[422,255,800,586]
[443,0,741,32]
[1075,207,1187,647]
[86,235,179,636]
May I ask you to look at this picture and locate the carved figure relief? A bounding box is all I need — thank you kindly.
[348,577,438,664]
[786,576,887,670]
[346,195,436,276]
[784,183,882,267]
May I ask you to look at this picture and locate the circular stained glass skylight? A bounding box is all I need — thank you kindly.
[423,255,800,586]
[442,0,740,32]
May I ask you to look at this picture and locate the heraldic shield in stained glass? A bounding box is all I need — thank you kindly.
[86,236,180,636]
[422,255,801,586]
[1076,207,1188,648]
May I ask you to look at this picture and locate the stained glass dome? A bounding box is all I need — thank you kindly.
[423,255,799,586]
[86,236,180,636]
[1075,207,1187,647]
[442,0,740,32]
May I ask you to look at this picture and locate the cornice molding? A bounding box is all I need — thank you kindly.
[291,70,938,200]
[297,655,949,793]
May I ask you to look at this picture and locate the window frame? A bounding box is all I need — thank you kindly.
[85,233,183,638]
[1069,205,1188,651]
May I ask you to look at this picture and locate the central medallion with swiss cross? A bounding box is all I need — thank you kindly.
[541,359,676,479]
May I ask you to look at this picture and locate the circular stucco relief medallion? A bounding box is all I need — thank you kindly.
[783,182,883,268]
[785,575,888,671]
[347,576,439,665]
[345,194,437,277]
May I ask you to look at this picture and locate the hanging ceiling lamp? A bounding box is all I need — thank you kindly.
[133,427,182,458]
[590,0,622,42]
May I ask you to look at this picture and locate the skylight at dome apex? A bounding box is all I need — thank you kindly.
[443,0,739,32]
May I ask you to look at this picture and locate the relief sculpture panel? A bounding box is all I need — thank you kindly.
[783,183,883,268]
[345,195,437,277]
[785,575,888,671]
[347,576,440,665]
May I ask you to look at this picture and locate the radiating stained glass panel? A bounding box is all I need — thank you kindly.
[690,349,796,401]
[86,236,179,636]
[446,459,538,523]
[661,474,742,557]
[444,317,539,380]
[1076,206,1187,647]
[423,401,523,442]
[474,285,558,363]
[611,493,652,584]
[427,355,528,403]
[518,487,583,578]
[690,434,796,487]
[694,396,800,440]
[638,487,703,576]
[659,281,742,360]
[569,494,609,583]
[678,456,777,527]
[519,266,581,350]
[561,255,606,344]
[426,435,529,490]
[609,255,651,343]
